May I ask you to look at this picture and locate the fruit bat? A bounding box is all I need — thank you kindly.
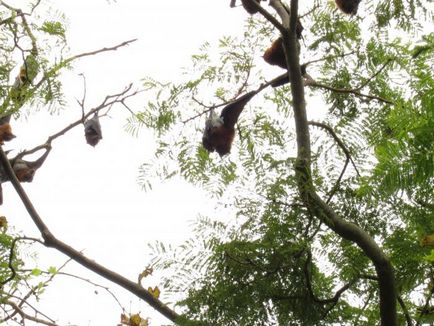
[335,0,361,15]
[84,114,103,147]
[0,123,16,145]
[241,0,261,14]
[202,91,256,156]
[0,146,50,204]
[11,147,50,183]
[262,20,303,69]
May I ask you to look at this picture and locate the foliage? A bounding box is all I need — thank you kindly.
[139,0,434,325]
[0,0,433,325]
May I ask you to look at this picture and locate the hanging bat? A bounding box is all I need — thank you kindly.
[11,146,51,183]
[263,20,304,69]
[0,147,50,205]
[202,91,257,156]
[335,0,361,15]
[0,123,16,145]
[84,114,103,147]
[241,0,262,14]
[229,0,263,14]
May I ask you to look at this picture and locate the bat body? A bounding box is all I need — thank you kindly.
[202,91,256,156]
[84,114,103,147]
[335,0,361,15]
[241,0,261,14]
[0,123,16,145]
[13,160,35,182]
[263,38,287,69]
[263,20,303,69]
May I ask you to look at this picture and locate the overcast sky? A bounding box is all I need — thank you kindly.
[2,1,251,325]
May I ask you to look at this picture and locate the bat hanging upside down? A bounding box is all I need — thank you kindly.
[335,0,361,15]
[202,91,256,156]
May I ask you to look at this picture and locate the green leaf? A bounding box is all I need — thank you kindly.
[31,268,42,276]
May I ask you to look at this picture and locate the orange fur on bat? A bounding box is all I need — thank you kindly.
[262,19,303,69]
[335,0,361,15]
[202,92,256,156]
[14,167,35,182]
[202,120,235,156]
[263,38,286,69]
[0,123,16,145]
[13,160,35,182]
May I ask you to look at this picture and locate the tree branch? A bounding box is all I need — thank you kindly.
[266,0,398,324]
[305,80,394,104]
[0,147,186,324]
[17,84,138,159]
[308,121,361,203]
[4,300,58,326]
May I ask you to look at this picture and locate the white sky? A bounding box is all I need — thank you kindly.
[2,1,250,325]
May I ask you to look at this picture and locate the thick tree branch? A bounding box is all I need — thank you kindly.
[263,0,399,325]
[0,147,188,325]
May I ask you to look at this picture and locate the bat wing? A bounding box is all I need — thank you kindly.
[220,91,257,129]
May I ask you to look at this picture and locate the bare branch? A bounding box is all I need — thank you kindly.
[397,295,413,326]
[17,84,138,159]
[3,300,58,326]
[355,59,393,91]
[247,0,286,33]
[304,250,359,305]
[182,71,295,124]
[0,147,187,324]
[305,80,394,104]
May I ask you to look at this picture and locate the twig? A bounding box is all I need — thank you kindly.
[299,3,320,19]
[247,0,286,33]
[77,73,87,119]
[18,84,138,158]
[397,295,413,326]
[308,121,361,203]
[0,236,43,286]
[182,71,294,124]
[20,268,126,313]
[304,51,357,67]
[304,251,358,305]
[354,290,374,325]
[415,280,434,326]
[305,80,394,104]
[355,59,393,91]
[2,255,69,324]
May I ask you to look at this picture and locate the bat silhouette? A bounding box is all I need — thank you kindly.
[84,114,103,147]
[335,0,361,15]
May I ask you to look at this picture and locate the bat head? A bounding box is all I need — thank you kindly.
[335,0,360,15]
[13,160,35,182]
[0,123,16,144]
